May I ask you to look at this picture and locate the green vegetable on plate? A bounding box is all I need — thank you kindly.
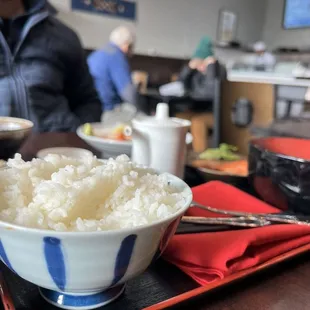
[199,144,241,161]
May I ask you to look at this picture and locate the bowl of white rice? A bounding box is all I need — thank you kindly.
[0,154,192,309]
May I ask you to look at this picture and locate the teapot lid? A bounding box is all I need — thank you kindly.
[156,103,169,120]
[133,103,191,128]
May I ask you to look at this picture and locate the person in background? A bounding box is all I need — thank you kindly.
[244,41,276,70]
[178,36,226,103]
[176,36,226,152]
[0,0,101,132]
[87,26,139,122]
[160,37,218,106]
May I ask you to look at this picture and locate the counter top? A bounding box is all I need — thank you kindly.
[228,71,310,87]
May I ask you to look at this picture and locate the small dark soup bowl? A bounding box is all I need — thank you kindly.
[0,117,33,160]
[249,137,310,214]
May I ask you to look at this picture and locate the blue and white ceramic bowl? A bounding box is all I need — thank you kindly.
[0,174,192,310]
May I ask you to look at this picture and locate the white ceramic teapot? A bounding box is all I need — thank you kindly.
[132,103,191,178]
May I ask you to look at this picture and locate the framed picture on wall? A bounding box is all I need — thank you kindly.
[217,10,238,43]
[71,0,137,21]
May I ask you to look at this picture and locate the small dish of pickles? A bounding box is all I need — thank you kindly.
[190,144,248,182]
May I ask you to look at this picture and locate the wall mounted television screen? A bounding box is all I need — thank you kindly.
[283,0,310,29]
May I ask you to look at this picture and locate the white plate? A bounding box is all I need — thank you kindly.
[77,124,132,158]
[37,147,93,160]
[77,124,193,159]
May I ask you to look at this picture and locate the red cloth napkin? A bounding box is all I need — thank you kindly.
[163,181,310,286]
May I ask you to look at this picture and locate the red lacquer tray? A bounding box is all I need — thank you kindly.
[143,242,310,310]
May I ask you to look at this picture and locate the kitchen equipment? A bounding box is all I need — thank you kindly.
[132,103,191,178]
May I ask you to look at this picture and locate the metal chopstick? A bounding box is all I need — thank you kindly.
[191,202,310,226]
[182,216,270,228]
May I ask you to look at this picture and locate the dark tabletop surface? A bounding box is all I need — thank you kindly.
[9,133,310,310]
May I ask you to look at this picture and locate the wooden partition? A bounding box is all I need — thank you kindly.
[221,81,274,155]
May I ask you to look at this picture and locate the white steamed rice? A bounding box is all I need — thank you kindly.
[0,154,187,232]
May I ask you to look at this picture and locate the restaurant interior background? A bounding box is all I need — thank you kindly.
[4,2,310,309]
[50,0,309,60]
[49,0,310,155]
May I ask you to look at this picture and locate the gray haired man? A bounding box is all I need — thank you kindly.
[87,26,140,123]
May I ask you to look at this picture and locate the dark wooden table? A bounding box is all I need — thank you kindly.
[10,133,310,310]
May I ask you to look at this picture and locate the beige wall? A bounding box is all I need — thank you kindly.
[50,0,266,59]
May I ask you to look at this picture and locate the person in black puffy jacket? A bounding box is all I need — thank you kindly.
[0,0,101,132]
[176,37,227,152]
[179,37,226,108]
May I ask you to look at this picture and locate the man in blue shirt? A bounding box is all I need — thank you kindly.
[87,26,138,117]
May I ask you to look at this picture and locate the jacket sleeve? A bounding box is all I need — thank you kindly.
[109,53,139,106]
[178,65,195,89]
[65,34,102,126]
[190,76,215,101]
[190,63,227,101]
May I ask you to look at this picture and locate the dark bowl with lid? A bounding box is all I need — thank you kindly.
[249,137,310,214]
[0,117,33,160]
